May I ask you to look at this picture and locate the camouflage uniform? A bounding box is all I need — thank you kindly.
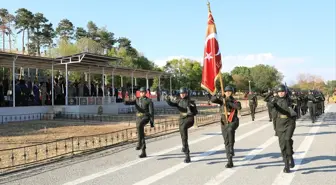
[211,86,242,168]
[247,91,257,121]
[307,90,317,123]
[270,84,296,173]
[166,87,198,163]
[124,87,154,158]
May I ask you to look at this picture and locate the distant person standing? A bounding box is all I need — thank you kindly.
[247,90,258,121]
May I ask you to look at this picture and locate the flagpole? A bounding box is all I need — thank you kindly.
[207,1,229,124]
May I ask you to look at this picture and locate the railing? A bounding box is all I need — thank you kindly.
[0,106,219,124]
[0,105,267,174]
[67,96,116,105]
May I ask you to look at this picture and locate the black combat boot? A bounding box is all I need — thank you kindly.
[225,151,233,168]
[139,149,147,158]
[135,144,141,150]
[283,156,290,173]
[184,147,191,163]
[225,156,233,168]
[184,153,191,163]
[289,155,295,168]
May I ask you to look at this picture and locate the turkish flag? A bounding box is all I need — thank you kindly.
[201,5,222,95]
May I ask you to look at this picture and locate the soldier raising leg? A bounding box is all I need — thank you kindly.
[124,87,154,158]
[165,87,198,163]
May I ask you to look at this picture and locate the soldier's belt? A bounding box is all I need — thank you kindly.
[278,115,288,118]
[136,113,145,117]
[180,113,188,116]
[221,112,230,116]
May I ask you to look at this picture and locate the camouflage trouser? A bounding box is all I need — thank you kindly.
[308,102,316,122]
[221,118,239,158]
[276,120,296,157]
[267,105,273,121]
[249,103,256,119]
[179,116,194,154]
[136,116,150,150]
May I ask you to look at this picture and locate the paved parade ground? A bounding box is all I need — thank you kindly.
[1,104,335,185]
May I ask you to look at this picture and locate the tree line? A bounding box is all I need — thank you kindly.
[0,8,158,87]
[152,59,284,93]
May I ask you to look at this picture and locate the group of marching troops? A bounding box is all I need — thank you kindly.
[125,84,326,174]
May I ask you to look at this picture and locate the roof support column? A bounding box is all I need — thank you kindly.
[146,72,150,90]
[88,68,91,96]
[112,68,115,96]
[170,76,172,95]
[158,75,162,101]
[158,75,161,91]
[131,71,134,99]
[51,61,54,106]
[65,63,69,105]
[120,76,123,87]
[12,56,18,107]
[102,67,105,97]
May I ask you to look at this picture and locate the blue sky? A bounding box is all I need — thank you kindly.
[3,0,336,84]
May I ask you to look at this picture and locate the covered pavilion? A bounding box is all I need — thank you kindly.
[0,51,172,107]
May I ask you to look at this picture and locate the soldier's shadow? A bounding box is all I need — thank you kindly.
[236,154,336,174]
[295,155,336,174]
[203,133,222,135]
[156,148,257,160]
[294,131,336,136]
[199,152,282,165]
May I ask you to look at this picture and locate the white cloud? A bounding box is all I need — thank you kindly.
[153,53,334,85]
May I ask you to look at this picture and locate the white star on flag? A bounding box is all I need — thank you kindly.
[204,52,213,61]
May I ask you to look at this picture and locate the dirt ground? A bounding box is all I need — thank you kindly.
[0,115,178,150]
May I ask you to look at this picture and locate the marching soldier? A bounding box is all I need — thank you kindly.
[290,90,301,118]
[307,90,317,123]
[317,91,325,114]
[124,87,154,158]
[211,86,241,168]
[165,87,198,163]
[270,84,296,173]
[300,91,308,115]
[247,90,258,121]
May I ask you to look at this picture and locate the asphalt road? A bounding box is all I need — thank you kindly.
[1,104,335,185]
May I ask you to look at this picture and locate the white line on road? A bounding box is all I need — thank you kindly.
[62,115,269,185]
[271,105,331,185]
[132,122,272,185]
[203,136,278,185]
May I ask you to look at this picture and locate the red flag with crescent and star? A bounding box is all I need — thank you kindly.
[201,3,222,95]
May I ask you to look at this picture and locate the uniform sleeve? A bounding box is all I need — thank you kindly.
[273,99,291,115]
[210,95,223,105]
[124,99,136,105]
[166,97,179,107]
[264,93,272,102]
[228,99,242,110]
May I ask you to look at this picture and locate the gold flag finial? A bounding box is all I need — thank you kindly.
[207,1,211,13]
